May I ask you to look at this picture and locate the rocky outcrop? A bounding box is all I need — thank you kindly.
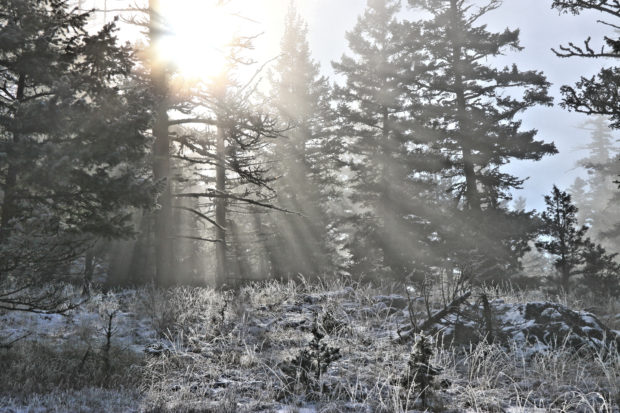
[424,300,619,354]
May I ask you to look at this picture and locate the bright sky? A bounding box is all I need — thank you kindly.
[89,0,618,211]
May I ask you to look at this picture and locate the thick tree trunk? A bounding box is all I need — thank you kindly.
[153,107,172,286]
[0,74,25,242]
[150,0,173,287]
[378,106,400,273]
[462,147,480,211]
[82,248,95,296]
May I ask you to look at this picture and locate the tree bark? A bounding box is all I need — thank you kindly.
[378,106,401,273]
[82,248,95,296]
[0,74,26,242]
[215,122,228,287]
[149,0,173,287]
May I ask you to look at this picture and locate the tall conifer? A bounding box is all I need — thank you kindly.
[333,0,442,278]
[264,3,341,278]
[0,0,155,311]
[407,0,557,280]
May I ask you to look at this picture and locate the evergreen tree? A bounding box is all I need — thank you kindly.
[536,186,588,293]
[0,0,155,311]
[172,48,282,287]
[581,239,620,298]
[407,0,557,280]
[570,117,620,251]
[100,0,176,288]
[551,0,620,129]
[568,176,591,226]
[97,2,282,287]
[538,186,619,295]
[333,0,441,279]
[263,3,341,279]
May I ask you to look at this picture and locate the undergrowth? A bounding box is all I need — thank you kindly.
[0,340,142,396]
[0,277,618,412]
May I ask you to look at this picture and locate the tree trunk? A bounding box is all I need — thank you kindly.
[378,106,399,273]
[450,0,480,211]
[82,248,95,296]
[215,123,228,287]
[559,234,571,293]
[0,74,25,242]
[150,0,173,287]
[561,261,571,293]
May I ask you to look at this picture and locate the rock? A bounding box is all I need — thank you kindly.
[300,287,355,304]
[372,294,409,311]
[282,304,304,313]
[144,342,171,357]
[516,302,619,350]
[427,301,619,354]
[279,314,312,331]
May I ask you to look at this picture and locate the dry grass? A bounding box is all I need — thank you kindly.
[0,277,618,412]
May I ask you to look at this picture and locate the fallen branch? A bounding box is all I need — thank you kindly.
[0,332,32,349]
[397,291,472,343]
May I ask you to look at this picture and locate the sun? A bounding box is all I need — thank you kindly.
[156,0,243,79]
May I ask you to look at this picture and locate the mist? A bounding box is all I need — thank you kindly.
[0,0,619,411]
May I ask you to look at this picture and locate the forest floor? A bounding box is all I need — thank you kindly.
[0,277,618,412]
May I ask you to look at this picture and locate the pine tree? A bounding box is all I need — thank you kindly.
[536,186,588,293]
[407,0,557,280]
[333,0,441,278]
[573,117,620,251]
[568,176,593,237]
[538,186,620,296]
[581,239,620,298]
[172,51,282,287]
[96,2,282,287]
[263,3,341,279]
[551,0,620,129]
[402,334,440,408]
[0,0,155,311]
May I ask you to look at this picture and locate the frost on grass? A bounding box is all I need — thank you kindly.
[0,279,618,412]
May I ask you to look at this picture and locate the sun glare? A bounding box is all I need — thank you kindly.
[157,0,243,79]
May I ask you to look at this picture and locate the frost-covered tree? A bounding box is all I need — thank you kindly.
[538,186,620,295]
